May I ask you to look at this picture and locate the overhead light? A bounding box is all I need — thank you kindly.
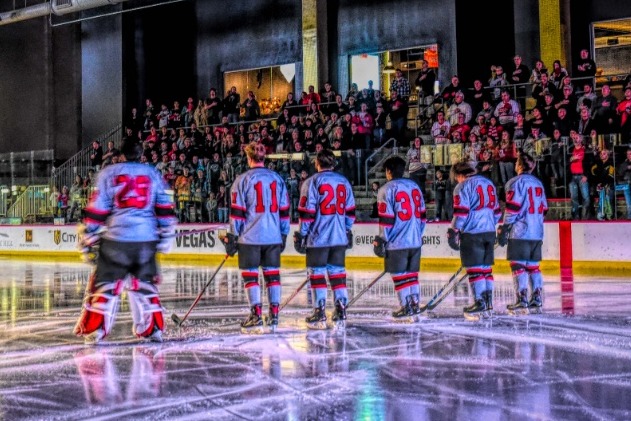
[383,61,395,74]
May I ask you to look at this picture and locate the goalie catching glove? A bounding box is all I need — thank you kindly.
[222,233,238,256]
[293,232,307,254]
[447,228,460,251]
[372,236,386,258]
[496,224,512,247]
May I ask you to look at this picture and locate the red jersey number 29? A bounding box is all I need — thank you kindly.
[114,175,151,209]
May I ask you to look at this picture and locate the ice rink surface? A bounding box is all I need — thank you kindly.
[1,259,631,421]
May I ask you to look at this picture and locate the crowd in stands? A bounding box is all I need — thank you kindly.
[56,50,631,223]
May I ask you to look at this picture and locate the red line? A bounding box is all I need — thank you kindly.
[559,221,573,270]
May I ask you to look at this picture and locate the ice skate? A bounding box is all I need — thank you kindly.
[463,298,487,322]
[241,304,264,334]
[506,289,529,316]
[83,328,106,346]
[146,328,163,343]
[392,297,415,323]
[408,294,425,322]
[331,299,347,330]
[306,300,327,330]
[528,288,543,314]
[267,303,279,333]
[482,290,494,319]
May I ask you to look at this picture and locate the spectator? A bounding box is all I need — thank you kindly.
[390,68,411,102]
[446,91,473,126]
[101,140,119,167]
[369,181,380,219]
[387,90,407,143]
[576,82,597,115]
[414,59,436,105]
[494,89,520,131]
[568,131,594,220]
[406,137,428,197]
[489,65,509,104]
[157,104,170,129]
[438,74,462,108]
[550,60,569,91]
[215,184,228,223]
[194,99,208,127]
[532,71,558,109]
[574,48,597,88]
[615,148,631,219]
[529,59,548,87]
[281,92,299,118]
[242,91,260,121]
[320,81,336,116]
[593,84,619,135]
[591,148,615,220]
[224,86,241,124]
[58,185,69,222]
[89,141,103,171]
[433,169,451,221]
[468,79,491,118]
[431,110,451,144]
[510,54,530,110]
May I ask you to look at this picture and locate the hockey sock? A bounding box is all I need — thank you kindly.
[328,265,347,304]
[242,268,261,306]
[309,267,327,308]
[392,272,411,305]
[408,272,420,298]
[510,261,529,291]
[263,267,281,304]
[526,262,543,290]
[466,267,486,299]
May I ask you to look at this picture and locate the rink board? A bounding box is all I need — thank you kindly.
[0,222,628,272]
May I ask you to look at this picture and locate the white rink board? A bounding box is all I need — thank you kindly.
[0,222,565,262]
[571,222,631,261]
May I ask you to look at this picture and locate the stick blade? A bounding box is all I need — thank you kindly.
[171,313,183,327]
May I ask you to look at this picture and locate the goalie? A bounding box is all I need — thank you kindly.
[74,138,177,345]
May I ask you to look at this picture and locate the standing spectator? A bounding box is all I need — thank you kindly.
[58,185,70,221]
[616,87,631,144]
[553,106,573,137]
[529,59,548,87]
[549,128,567,196]
[615,148,631,220]
[182,97,195,127]
[593,84,619,134]
[574,48,597,88]
[414,59,436,106]
[215,184,228,223]
[391,68,411,102]
[224,86,241,124]
[498,152,548,315]
[372,156,427,319]
[468,79,491,118]
[576,82,597,115]
[431,110,451,144]
[591,148,615,220]
[373,103,388,146]
[222,142,290,332]
[157,104,170,129]
[568,132,593,220]
[295,149,355,329]
[101,140,119,167]
[494,89,520,132]
[320,82,336,116]
[89,141,103,171]
[68,175,84,222]
[242,91,261,122]
[439,74,462,108]
[531,71,558,109]
[510,55,530,110]
[446,91,473,126]
[489,65,509,104]
[369,181,380,219]
[285,168,300,222]
[194,99,208,127]
[205,88,223,125]
[496,131,517,191]
[434,169,451,221]
[281,92,299,118]
[549,60,569,91]
[355,102,374,149]
[388,90,408,143]
[406,137,428,197]
[447,160,501,321]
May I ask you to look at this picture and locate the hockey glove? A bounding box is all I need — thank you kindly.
[373,237,386,258]
[447,228,460,251]
[222,233,239,256]
[346,230,354,249]
[157,225,176,254]
[280,234,287,253]
[496,224,511,247]
[293,232,307,254]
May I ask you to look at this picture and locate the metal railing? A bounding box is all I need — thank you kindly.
[51,124,123,191]
[0,185,9,216]
[7,185,52,221]
[365,137,397,192]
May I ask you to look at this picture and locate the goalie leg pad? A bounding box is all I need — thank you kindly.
[74,277,124,338]
[127,277,165,338]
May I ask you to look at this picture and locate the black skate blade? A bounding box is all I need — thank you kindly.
[482,310,494,319]
[528,307,543,315]
[306,321,328,330]
[392,316,415,324]
[330,320,346,331]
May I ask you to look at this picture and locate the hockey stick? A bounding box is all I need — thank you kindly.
[279,277,310,312]
[346,271,387,309]
[419,266,465,312]
[171,254,230,327]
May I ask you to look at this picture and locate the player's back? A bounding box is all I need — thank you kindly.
[89,162,171,242]
[454,174,499,234]
[505,173,547,240]
[380,178,426,250]
[232,167,286,245]
[300,170,355,248]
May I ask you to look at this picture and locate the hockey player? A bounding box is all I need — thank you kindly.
[372,156,427,320]
[447,159,501,321]
[223,142,290,333]
[295,148,355,329]
[497,152,548,314]
[74,138,177,344]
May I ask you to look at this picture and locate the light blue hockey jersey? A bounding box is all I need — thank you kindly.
[298,170,355,248]
[503,173,548,240]
[451,174,501,233]
[83,162,176,242]
[230,167,290,245]
[377,178,427,250]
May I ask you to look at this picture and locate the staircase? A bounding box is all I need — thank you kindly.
[51,124,123,190]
